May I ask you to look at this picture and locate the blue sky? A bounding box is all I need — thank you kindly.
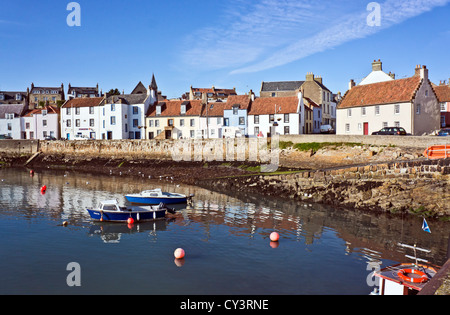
[1,0,450,99]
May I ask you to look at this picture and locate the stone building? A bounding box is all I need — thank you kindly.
[29,83,65,108]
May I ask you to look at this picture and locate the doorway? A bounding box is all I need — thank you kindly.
[364,122,369,136]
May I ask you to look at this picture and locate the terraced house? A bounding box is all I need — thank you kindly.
[146,99,204,139]
[434,80,450,128]
[29,83,65,108]
[337,64,440,136]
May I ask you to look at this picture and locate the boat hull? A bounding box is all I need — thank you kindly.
[125,195,187,205]
[423,145,450,159]
[87,209,166,223]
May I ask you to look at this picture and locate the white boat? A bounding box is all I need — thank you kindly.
[125,189,192,205]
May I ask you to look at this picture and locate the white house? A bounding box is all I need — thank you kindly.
[61,97,104,140]
[248,93,304,137]
[199,101,225,139]
[22,105,60,140]
[0,104,27,139]
[337,64,440,136]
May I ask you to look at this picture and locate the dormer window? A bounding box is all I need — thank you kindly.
[156,105,161,116]
[0,94,4,101]
[42,110,48,116]
[181,105,186,115]
[16,94,22,101]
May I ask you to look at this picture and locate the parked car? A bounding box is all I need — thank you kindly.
[437,128,450,136]
[320,125,335,134]
[0,135,13,140]
[44,136,57,141]
[372,127,407,135]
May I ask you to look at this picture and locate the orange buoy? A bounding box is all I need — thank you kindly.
[270,232,280,242]
[174,248,185,259]
[397,269,429,283]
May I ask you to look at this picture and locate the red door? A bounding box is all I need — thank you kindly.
[364,123,369,135]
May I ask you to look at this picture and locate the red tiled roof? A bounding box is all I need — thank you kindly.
[146,100,204,117]
[23,105,60,117]
[338,76,422,109]
[434,85,450,102]
[62,97,104,108]
[201,102,225,117]
[224,95,252,110]
[248,96,299,115]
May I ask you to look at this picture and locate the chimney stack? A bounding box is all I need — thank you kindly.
[372,59,382,72]
[306,72,314,81]
[419,65,428,81]
[414,65,422,77]
[389,72,396,79]
[349,79,355,90]
[314,75,323,85]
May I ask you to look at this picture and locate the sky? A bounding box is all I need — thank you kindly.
[1,0,450,99]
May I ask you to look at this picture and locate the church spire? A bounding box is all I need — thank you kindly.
[150,73,158,91]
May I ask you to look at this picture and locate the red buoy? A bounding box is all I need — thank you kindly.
[270,232,280,242]
[174,248,185,259]
[127,217,134,225]
[40,186,47,194]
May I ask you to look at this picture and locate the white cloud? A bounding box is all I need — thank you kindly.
[180,0,450,74]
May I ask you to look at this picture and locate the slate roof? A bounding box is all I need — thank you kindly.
[248,96,299,115]
[0,104,27,118]
[105,94,148,105]
[68,85,98,95]
[434,85,450,102]
[261,81,305,92]
[338,76,422,109]
[0,91,28,104]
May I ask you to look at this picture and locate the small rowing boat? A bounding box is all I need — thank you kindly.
[423,145,450,159]
[86,199,175,223]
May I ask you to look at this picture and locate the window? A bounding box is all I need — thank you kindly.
[180,119,184,127]
[42,120,47,127]
[254,127,259,135]
[111,104,115,111]
[190,119,195,127]
[254,115,259,124]
[284,126,290,135]
[284,114,289,123]
[361,107,366,116]
[181,105,186,115]
[66,120,71,127]
[42,110,47,116]
[7,123,12,131]
[345,123,350,133]
[425,90,429,97]
[394,121,400,127]
[133,107,138,115]
[233,107,238,115]
[441,103,447,112]
[133,119,139,127]
[90,119,95,127]
[269,114,274,122]
[168,119,174,127]
[272,93,276,97]
[75,107,80,115]
[383,122,388,128]
[16,94,21,101]
[224,118,229,126]
[156,105,161,116]
[347,109,352,117]
[190,130,195,138]
[0,94,4,100]
[416,104,421,115]
[375,106,380,115]
[89,107,94,115]
[358,123,362,131]
[76,119,80,127]
[26,122,30,129]
[149,120,154,127]
[155,120,160,127]
[110,116,116,125]
[239,117,245,125]
[394,104,400,114]
[66,108,71,115]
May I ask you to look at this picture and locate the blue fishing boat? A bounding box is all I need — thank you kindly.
[86,199,175,223]
[125,189,191,205]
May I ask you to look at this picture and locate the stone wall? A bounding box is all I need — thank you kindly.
[0,140,39,155]
[199,159,450,218]
[280,134,450,148]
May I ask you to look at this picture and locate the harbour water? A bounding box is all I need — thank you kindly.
[0,167,448,295]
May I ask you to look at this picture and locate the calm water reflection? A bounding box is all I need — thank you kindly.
[0,167,448,295]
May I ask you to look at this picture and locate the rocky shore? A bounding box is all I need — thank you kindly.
[1,143,449,219]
